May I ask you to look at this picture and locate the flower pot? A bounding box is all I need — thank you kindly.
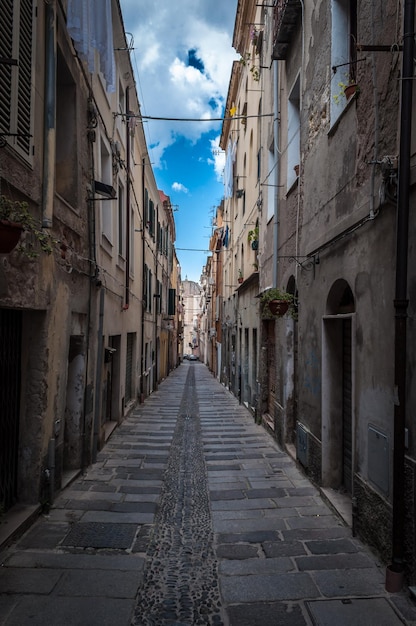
[344,83,358,100]
[268,299,289,316]
[251,240,258,250]
[294,164,300,176]
[238,277,244,284]
[0,220,23,253]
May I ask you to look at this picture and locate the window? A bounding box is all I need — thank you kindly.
[100,139,113,242]
[143,264,152,312]
[148,199,155,238]
[168,288,176,316]
[267,143,276,221]
[287,76,300,188]
[0,0,34,158]
[155,280,162,314]
[330,0,357,124]
[118,182,124,256]
[130,206,134,272]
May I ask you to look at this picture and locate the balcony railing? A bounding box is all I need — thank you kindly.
[272,0,302,60]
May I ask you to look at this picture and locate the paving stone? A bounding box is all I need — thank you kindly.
[296,552,374,571]
[226,601,307,626]
[263,540,307,558]
[62,522,138,549]
[209,489,245,500]
[282,527,351,541]
[213,517,286,533]
[1,596,135,626]
[219,556,294,575]
[312,567,385,597]
[211,498,276,511]
[216,544,259,559]
[6,551,145,571]
[0,568,62,594]
[245,487,287,499]
[110,502,157,514]
[305,538,359,554]
[220,572,320,603]
[16,522,70,550]
[55,568,142,598]
[217,530,280,544]
[306,597,404,626]
[80,510,154,524]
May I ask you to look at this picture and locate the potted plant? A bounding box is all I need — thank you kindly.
[260,287,295,318]
[0,195,55,257]
[238,269,244,284]
[247,226,259,250]
[333,76,360,105]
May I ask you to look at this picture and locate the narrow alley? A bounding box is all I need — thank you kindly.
[1,362,416,626]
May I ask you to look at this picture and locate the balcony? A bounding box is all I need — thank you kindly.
[272,0,302,60]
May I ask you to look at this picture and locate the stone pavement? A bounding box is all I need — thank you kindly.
[1,362,416,625]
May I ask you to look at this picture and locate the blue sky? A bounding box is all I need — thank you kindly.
[119,0,238,282]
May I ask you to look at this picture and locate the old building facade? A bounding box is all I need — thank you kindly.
[213,0,416,586]
[0,0,181,522]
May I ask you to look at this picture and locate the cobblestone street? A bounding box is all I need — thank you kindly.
[1,362,416,625]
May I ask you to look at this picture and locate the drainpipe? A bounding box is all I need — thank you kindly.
[140,158,146,401]
[92,287,105,462]
[125,88,131,309]
[42,0,56,228]
[154,204,159,391]
[389,0,414,586]
[272,59,280,289]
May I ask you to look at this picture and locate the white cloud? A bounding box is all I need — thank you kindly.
[172,182,189,194]
[119,0,238,169]
[209,136,225,183]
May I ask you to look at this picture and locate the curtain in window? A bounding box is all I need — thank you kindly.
[67,0,115,92]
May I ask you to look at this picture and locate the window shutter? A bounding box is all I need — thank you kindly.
[0,0,33,156]
[0,0,14,134]
[17,0,33,154]
[168,288,176,316]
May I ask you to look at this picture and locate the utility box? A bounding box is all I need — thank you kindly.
[368,425,389,496]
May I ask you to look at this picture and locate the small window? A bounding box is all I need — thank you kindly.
[100,139,113,242]
[330,0,357,124]
[287,76,300,188]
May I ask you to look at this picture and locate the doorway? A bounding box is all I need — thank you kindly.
[322,280,355,493]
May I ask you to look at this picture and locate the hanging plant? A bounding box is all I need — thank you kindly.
[260,287,296,318]
[247,226,259,250]
[0,195,56,257]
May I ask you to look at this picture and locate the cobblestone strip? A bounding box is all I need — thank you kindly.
[132,367,224,626]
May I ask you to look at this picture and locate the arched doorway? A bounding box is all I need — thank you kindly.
[322,279,355,494]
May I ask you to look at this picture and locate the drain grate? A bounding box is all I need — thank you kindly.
[62,522,137,549]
